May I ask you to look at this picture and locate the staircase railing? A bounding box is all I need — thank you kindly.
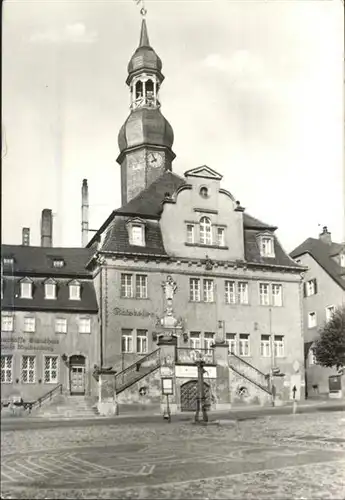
[229,364,272,394]
[25,384,63,413]
[115,348,161,394]
[228,352,271,393]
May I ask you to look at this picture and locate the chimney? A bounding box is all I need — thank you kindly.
[319,226,332,245]
[22,228,30,246]
[81,179,89,247]
[41,209,53,247]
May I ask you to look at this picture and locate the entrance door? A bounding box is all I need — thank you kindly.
[180,380,210,412]
[69,355,86,395]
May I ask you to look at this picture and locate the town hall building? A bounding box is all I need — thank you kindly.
[1,14,306,415]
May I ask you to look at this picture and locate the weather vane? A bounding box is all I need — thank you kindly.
[134,0,147,17]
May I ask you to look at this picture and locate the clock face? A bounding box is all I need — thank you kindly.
[147,152,164,168]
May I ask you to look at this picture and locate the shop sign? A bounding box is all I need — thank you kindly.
[113,307,157,318]
[1,336,59,352]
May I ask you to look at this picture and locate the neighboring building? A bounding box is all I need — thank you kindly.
[290,227,345,397]
[86,17,306,409]
[1,220,99,403]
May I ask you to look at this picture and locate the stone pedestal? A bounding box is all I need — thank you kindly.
[158,335,178,415]
[97,373,118,416]
[213,342,231,410]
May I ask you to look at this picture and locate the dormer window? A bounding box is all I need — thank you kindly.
[127,219,146,247]
[200,217,212,245]
[340,254,345,268]
[20,278,33,299]
[44,279,57,300]
[69,281,81,300]
[3,257,13,266]
[259,236,275,258]
[53,259,64,268]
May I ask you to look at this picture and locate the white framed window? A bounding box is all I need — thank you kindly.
[308,312,317,328]
[217,227,225,247]
[274,335,285,357]
[20,281,32,299]
[199,217,212,245]
[190,331,201,350]
[53,259,64,268]
[272,284,282,307]
[226,333,237,355]
[44,356,58,384]
[122,329,133,353]
[136,329,148,354]
[190,278,201,302]
[136,275,147,299]
[3,257,14,266]
[260,236,275,258]
[22,355,36,383]
[79,317,91,334]
[238,282,248,304]
[259,283,270,306]
[225,281,236,304]
[340,254,345,267]
[24,317,35,333]
[239,334,250,357]
[55,318,67,333]
[1,355,13,383]
[131,224,145,246]
[1,312,13,332]
[186,224,195,244]
[260,335,271,357]
[203,279,214,302]
[325,305,335,322]
[121,274,133,298]
[45,283,56,300]
[204,332,215,354]
[69,283,81,300]
[306,279,317,297]
[308,346,317,365]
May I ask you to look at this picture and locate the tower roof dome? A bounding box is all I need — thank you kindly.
[127,19,163,84]
[118,107,174,153]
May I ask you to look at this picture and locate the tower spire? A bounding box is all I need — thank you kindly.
[139,18,150,47]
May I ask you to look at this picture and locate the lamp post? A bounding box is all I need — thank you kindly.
[194,356,208,423]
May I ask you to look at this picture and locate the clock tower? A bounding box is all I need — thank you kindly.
[117,15,176,205]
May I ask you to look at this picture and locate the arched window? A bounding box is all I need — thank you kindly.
[135,81,143,100]
[199,217,212,245]
[146,79,154,99]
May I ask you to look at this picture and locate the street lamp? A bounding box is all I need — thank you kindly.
[194,352,208,423]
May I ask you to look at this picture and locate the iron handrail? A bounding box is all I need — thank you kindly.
[229,364,272,395]
[26,383,63,412]
[229,351,267,377]
[115,348,160,382]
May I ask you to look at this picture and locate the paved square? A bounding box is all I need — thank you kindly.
[1,412,345,499]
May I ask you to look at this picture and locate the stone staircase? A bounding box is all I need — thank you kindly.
[33,395,99,419]
[229,352,272,405]
[114,348,161,394]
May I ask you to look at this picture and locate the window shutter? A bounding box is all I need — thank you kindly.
[303,283,307,297]
[313,279,317,294]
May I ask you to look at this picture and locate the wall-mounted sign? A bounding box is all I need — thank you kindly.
[162,377,173,395]
[113,307,158,319]
[175,365,217,379]
[1,337,59,352]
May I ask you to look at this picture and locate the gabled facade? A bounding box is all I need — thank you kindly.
[290,227,345,397]
[1,245,99,402]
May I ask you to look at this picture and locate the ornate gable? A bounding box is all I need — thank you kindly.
[184,165,223,181]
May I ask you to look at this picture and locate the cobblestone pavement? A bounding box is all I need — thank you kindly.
[1,412,345,499]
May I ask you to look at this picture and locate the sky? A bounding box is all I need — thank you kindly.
[2,0,344,252]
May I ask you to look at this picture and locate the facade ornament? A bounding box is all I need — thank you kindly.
[205,255,214,271]
[162,275,177,300]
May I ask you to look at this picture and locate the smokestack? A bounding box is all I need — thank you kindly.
[81,179,89,247]
[22,228,30,246]
[41,209,53,247]
[319,226,332,245]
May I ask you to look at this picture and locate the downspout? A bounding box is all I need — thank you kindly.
[100,263,104,368]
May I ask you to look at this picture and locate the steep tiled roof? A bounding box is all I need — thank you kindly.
[1,245,94,277]
[115,171,185,217]
[244,229,299,268]
[2,277,98,313]
[290,238,345,290]
[102,217,167,257]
